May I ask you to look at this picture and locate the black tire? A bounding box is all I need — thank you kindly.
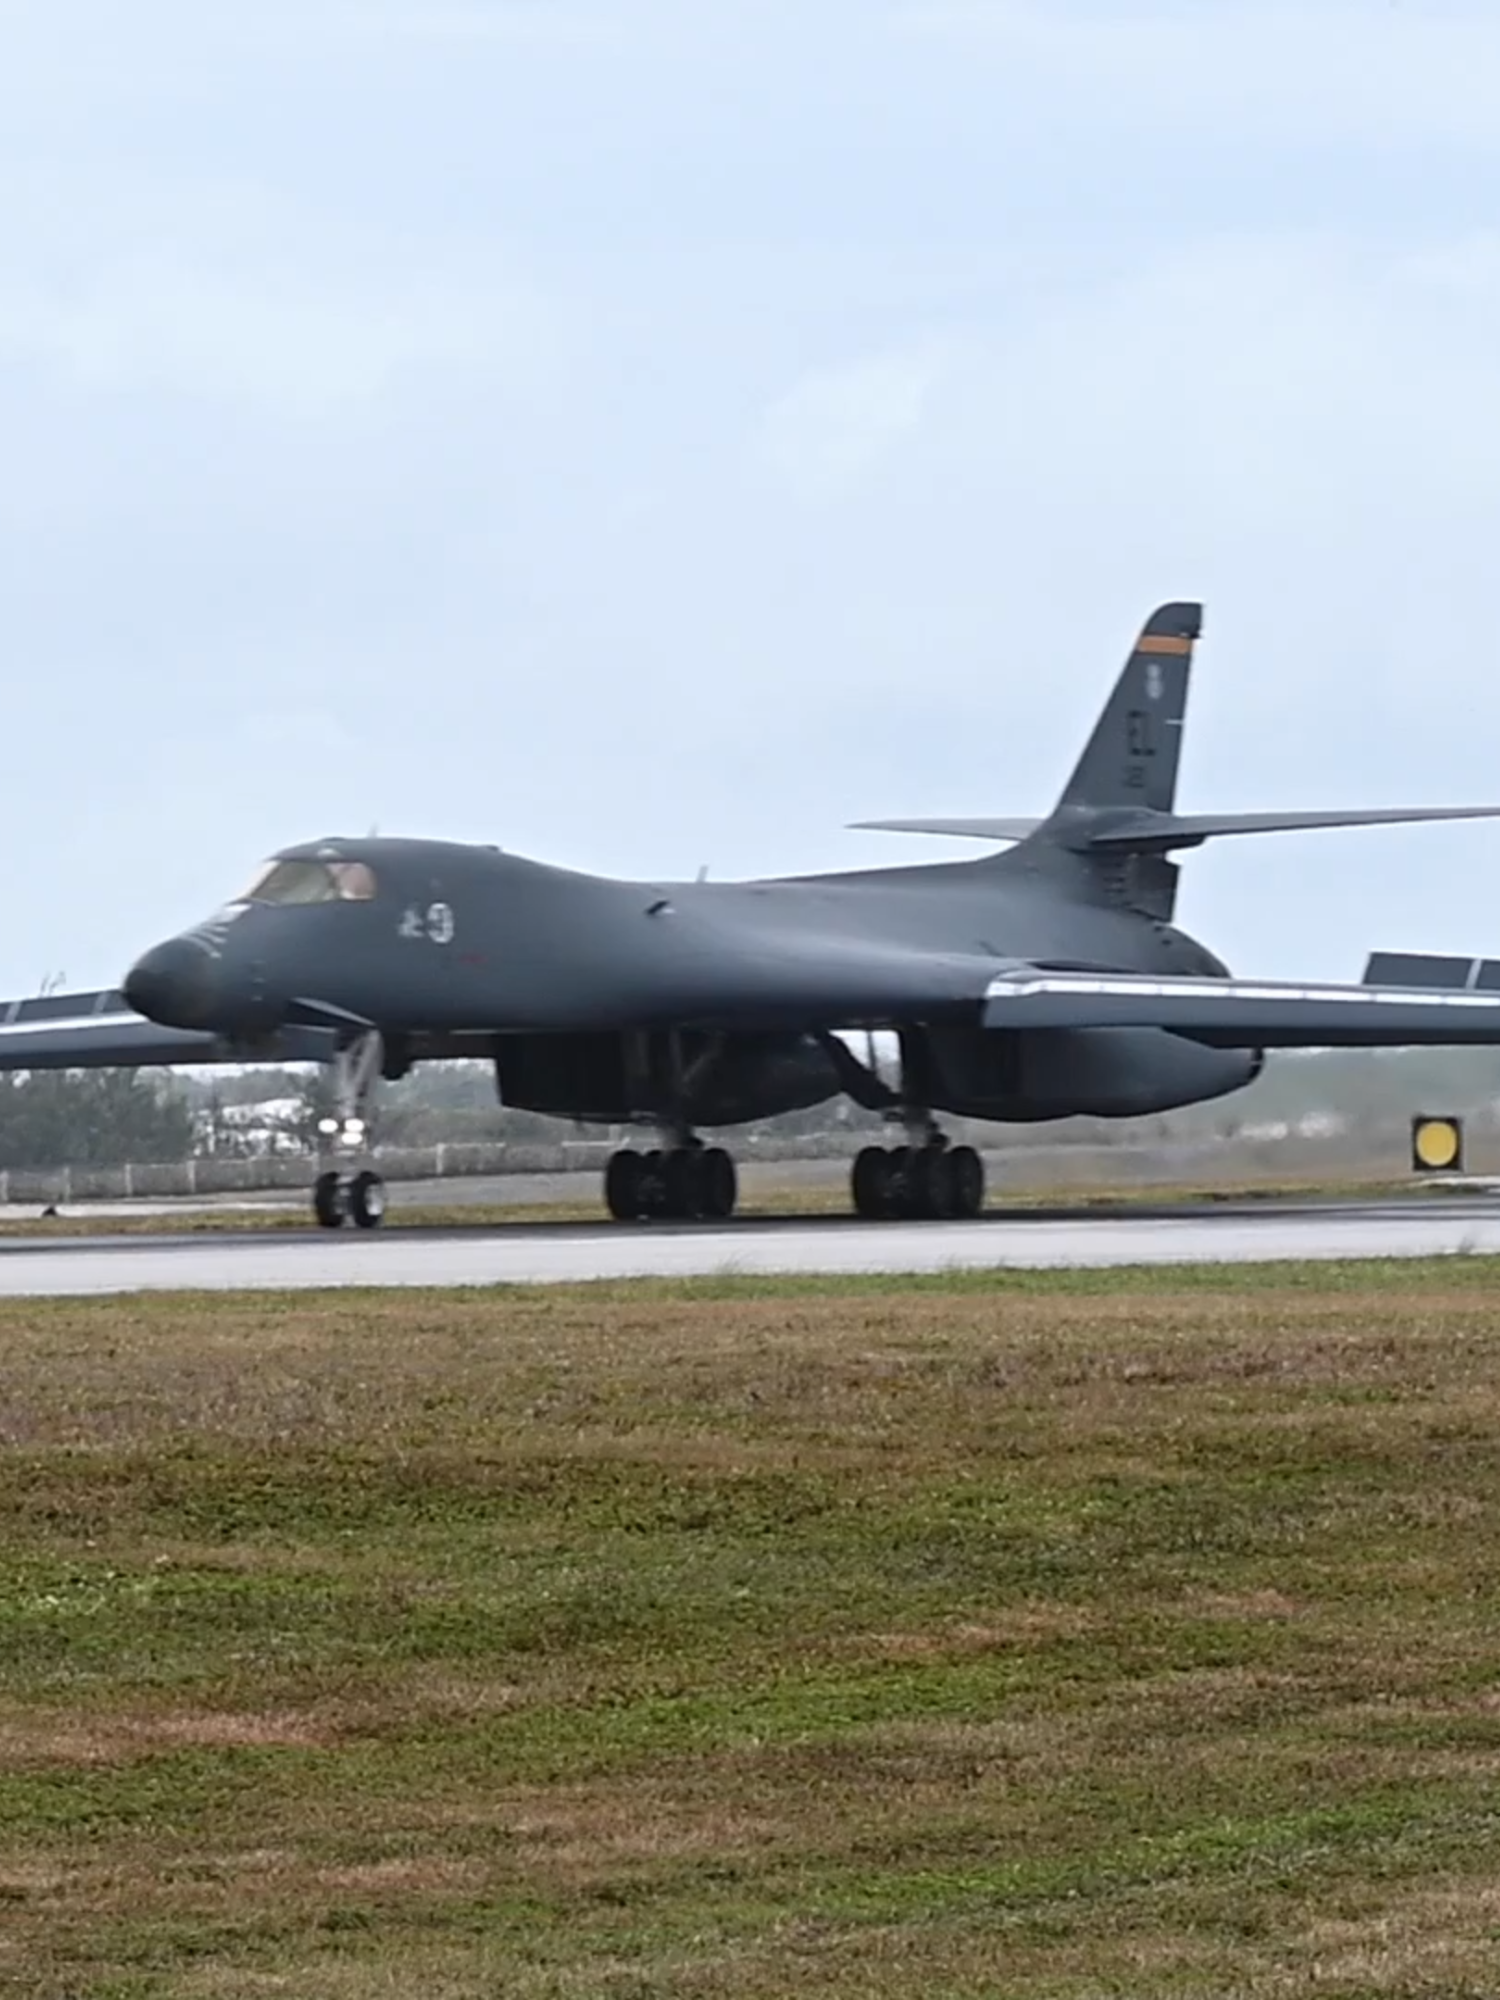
[913,1146,957,1220]
[949,1144,985,1219]
[347,1170,386,1229]
[700,1147,738,1220]
[604,1149,644,1221]
[663,1147,699,1219]
[852,1145,890,1219]
[638,1149,666,1219]
[313,1170,345,1229]
[884,1145,915,1220]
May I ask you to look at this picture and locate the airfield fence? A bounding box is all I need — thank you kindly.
[0,1126,1469,1207]
[0,1138,614,1205]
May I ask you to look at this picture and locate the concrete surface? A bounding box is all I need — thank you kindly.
[1,1196,1497,1296]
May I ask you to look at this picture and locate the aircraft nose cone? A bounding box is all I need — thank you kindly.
[123,939,216,1029]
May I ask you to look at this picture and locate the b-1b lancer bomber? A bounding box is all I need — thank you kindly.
[23,600,1500,1229]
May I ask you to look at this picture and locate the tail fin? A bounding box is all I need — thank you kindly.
[1052,600,1200,817]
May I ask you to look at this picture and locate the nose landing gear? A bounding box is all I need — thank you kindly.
[313,1164,387,1230]
[311,1031,387,1230]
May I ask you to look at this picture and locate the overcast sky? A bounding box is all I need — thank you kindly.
[5,0,1500,992]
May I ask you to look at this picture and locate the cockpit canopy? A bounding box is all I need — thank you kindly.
[238,857,378,905]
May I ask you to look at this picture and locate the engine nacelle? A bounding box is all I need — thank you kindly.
[494,1030,843,1127]
[918,1025,1263,1122]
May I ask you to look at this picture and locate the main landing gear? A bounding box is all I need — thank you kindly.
[851,1137,985,1220]
[832,1030,986,1222]
[604,1142,738,1222]
[596,1029,987,1227]
[312,1030,388,1230]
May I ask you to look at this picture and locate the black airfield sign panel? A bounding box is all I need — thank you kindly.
[9,601,1500,1228]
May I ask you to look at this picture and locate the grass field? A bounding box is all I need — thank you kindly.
[3,1261,1500,1997]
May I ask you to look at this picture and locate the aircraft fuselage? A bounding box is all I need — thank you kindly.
[125,836,1228,1042]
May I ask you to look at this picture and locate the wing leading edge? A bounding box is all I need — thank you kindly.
[7,962,1500,1078]
[981,967,1500,1048]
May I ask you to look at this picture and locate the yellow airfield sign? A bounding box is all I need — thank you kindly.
[1411,1116,1464,1174]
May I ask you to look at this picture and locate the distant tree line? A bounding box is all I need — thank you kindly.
[0,1071,196,1170]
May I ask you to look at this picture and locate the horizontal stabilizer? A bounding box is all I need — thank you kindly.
[1362,951,1500,993]
[853,806,1500,852]
[981,965,1500,1048]
[850,816,1043,843]
[1090,806,1500,850]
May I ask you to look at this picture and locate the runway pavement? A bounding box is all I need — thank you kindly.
[1,1195,1498,1295]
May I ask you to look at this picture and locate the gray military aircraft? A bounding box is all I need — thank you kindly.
[59,598,1500,1230]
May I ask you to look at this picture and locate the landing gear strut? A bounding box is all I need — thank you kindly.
[604,1142,738,1222]
[846,1030,985,1221]
[602,1032,740,1223]
[311,1030,387,1230]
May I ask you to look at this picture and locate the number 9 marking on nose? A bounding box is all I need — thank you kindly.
[398,901,456,944]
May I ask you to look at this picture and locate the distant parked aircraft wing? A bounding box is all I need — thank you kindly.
[1360,951,1500,992]
[0,989,335,1070]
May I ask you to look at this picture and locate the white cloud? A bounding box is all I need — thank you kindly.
[755,341,956,501]
[0,259,555,413]
[329,1,622,46]
[1402,231,1500,309]
[895,2,1500,149]
[1,0,1499,988]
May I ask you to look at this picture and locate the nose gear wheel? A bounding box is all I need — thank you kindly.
[313,1169,346,1230]
[311,1166,389,1231]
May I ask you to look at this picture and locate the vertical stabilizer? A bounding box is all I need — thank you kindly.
[847,598,1205,918]
[1052,600,1200,817]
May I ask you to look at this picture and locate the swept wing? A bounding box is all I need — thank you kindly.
[9,958,1500,1075]
[982,965,1500,1047]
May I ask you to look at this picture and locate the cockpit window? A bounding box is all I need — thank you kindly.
[330,861,377,900]
[239,859,378,905]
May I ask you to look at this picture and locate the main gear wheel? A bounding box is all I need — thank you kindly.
[850,1142,984,1220]
[604,1145,738,1221]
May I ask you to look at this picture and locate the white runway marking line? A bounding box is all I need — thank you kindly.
[0,1205,1499,1296]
